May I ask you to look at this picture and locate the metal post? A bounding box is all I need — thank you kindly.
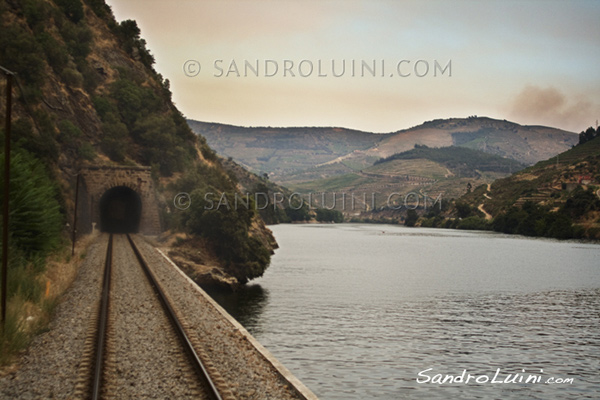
[72,174,79,256]
[1,68,14,327]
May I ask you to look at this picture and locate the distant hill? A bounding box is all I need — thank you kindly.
[375,117,576,165]
[188,117,577,186]
[289,145,526,206]
[187,120,382,178]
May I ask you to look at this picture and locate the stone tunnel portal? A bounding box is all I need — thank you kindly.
[99,186,142,233]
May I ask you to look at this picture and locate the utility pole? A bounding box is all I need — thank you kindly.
[72,174,80,256]
[1,66,14,328]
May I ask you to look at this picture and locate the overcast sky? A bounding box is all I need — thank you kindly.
[106,0,600,133]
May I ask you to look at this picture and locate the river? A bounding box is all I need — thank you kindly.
[209,224,600,399]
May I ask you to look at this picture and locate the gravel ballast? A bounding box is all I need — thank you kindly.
[0,233,317,399]
[0,235,107,399]
[131,235,314,400]
[103,234,209,399]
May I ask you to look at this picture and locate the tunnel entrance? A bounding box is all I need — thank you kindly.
[99,186,142,233]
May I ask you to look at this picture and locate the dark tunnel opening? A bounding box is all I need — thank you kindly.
[99,186,142,233]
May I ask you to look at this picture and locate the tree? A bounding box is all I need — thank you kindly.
[0,150,62,257]
[579,127,598,145]
[455,201,472,219]
[405,209,418,227]
[316,208,343,223]
[55,0,84,23]
[562,187,600,218]
[184,189,271,283]
[285,203,310,222]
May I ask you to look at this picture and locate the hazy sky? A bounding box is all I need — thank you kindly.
[106,0,600,133]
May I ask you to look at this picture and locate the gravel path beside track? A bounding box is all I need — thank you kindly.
[0,235,107,399]
[131,235,306,400]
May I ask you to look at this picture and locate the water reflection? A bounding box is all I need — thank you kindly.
[208,284,269,334]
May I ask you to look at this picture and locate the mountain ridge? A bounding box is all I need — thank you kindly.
[188,116,578,186]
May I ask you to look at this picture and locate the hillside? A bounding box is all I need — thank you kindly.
[375,117,576,165]
[286,146,526,214]
[439,131,600,239]
[0,0,275,298]
[187,120,382,177]
[188,117,577,186]
[464,132,600,216]
[374,145,525,177]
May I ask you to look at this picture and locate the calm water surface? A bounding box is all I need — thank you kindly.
[210,224,600,399]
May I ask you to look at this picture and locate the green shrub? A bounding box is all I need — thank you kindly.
[78,141,96,161]
[0,23,45,85]
[285,203,310,222]
[61,67,83,87]
[100,120,129,162]
[184,189,271,283]
[59,21,92,60]
[455,201,472,218]
[405,209,419,227]
[37,33,69,72]
[13,118,58,165]
[55,0,84,23]
[562,187,600,218]
[0,150,63,257]
[456,216,491,231]
[492,202,576,239]
[57,119,81,145]
[23,0,50,32]
[92,96,116,120]
[79,62,101,92]
[85,0,112,18]
[115,20,155,68]
[315,208,344,223]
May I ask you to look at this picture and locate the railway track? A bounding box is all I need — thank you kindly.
[78,233,230,399]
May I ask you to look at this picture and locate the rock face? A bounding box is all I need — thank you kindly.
[168,249,241,291]
[162,222,277,291]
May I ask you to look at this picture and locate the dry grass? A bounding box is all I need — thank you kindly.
[0,232,99,369]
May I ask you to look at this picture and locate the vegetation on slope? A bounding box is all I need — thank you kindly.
[419,131,600,240]
[190,117,577,187]
[0,0,274,362]
[374,145,526,177]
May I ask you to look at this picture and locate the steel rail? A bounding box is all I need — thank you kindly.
[91,233,113,400]
[126,234,223,400]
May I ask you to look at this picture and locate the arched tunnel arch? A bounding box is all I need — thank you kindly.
[99,186,142,233]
